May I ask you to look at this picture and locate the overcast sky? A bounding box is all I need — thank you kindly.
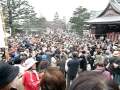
[27,0,109,21]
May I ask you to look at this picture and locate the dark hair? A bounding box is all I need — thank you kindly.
[82,51,86,54]
[96,63,104,67]
[41,67,66,90]
[70,71,119,90]
[72,52,78,58]
[97,51,101,55]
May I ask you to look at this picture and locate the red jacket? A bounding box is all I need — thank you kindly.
[23,70,40,90]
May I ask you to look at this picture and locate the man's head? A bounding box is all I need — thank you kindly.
[70,71,119,90]
[72,52,78,58]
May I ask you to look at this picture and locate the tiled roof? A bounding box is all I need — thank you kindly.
[86,0,120,24]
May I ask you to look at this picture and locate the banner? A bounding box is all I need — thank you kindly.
[0,12,5,48]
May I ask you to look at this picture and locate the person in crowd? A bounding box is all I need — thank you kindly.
[50,54,57,67]
[39,53,50,70]
[94,62,112,80]
[22,58,40,90]
[80,51,87,71]
[0,61,19,90]
[69,71,119,90]
[41,67,66,90]
[86,52,95,70]
[65,53,72,77]
[59,51,67,74]
[109,50,120,85]
[67,52,80,90]
[36,51,43,72]
[90,45,96,56]
[13,53,28,90]
[54,47,61,59]
[14,53,28,77]
[94,51,104,66]
[103,50,111,67]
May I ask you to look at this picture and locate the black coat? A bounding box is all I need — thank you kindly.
[80,55,87,71]
[67,58,80,80]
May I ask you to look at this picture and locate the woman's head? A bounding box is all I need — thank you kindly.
[42,67,66,90]
[70,71,119,90]
[24,58,37,70]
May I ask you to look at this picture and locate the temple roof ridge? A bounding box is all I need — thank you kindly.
[98,0,120,17]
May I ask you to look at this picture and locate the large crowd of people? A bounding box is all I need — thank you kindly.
[0,31,120,90]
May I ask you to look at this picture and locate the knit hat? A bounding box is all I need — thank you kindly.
[0,62,19,88]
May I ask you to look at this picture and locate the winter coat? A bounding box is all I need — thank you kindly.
[80,55,87,71]
[67,58,80,80]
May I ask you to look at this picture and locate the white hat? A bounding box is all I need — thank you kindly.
[24,58,37,70]
[113,51,120,56]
